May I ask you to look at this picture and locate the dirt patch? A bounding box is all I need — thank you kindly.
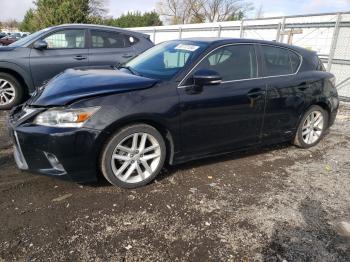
[0,104,350,261]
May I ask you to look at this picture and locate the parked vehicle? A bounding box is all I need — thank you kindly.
[0,35,20,46]
[0,32,7,39]
[11,32,22,38]
[8,38,339,188]
[0,24,154,109]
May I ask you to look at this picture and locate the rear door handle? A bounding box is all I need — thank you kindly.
[297,82,310,91]
[122,54,133,58]
[74,55,87,61]
[247,89,265,98]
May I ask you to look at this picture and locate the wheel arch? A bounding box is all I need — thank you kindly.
[294,98,332,139]
[97,117,176,167]
[312,97,332,128]
[314,101,331,118]
[0,63,34,96]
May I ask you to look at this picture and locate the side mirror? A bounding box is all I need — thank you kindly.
[33,40,48,50]
[193,69,222,86]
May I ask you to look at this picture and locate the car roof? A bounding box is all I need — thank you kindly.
[48,23,150,39]
[180,37,314,55]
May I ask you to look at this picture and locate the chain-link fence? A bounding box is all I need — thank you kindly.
[130,12,350,101]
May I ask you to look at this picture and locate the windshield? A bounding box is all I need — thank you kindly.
[124,40,208,80]
[9,28,50,47]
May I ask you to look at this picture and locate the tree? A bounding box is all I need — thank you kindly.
[156,0,252,24]
[142,11,163,26]
[199,0,252,22]
[226,10,244,21]
[20,0,107,32]
[105,11,163,28]
[19,9,35,32]
[2,19,20,30]
[255,4,264,19]
[156,0,195,24]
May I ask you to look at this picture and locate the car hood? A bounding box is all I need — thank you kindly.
[29,67,158,106]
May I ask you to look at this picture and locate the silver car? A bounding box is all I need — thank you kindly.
[0,24,154,110]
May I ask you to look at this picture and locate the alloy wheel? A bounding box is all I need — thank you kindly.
[111,132,161,184]
[0,79,16,106]
[301,110,324,144]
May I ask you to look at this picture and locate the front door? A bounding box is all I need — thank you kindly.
[178,44,266,157]
[30,29,89,87]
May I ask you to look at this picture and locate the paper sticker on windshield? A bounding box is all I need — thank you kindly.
[174,44,200,52]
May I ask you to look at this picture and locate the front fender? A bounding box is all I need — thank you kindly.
[0,61,34,93]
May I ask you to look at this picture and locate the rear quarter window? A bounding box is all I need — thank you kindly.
[261,45,301,76]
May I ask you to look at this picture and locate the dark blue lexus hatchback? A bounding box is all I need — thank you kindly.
[8,38,339,188]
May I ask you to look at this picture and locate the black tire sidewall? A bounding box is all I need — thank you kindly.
[296,105,328,148]
[0,72,23,110]
[101,124,166,188]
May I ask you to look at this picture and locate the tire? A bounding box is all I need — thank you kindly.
[0,72,24,110]
[100,124,166,188]
[293,105,328,148]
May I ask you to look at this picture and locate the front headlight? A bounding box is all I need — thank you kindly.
[33,107,100,128]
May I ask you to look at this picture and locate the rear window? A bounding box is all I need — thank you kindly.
[261,45,301,76]
[91,30,126,48]
[91,30,139,48]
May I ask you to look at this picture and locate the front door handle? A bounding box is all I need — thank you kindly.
[74,55,87,61]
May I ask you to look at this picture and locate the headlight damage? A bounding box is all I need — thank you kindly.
[33,107,100,127]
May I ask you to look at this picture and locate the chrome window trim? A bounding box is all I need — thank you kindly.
[177,43,303,88]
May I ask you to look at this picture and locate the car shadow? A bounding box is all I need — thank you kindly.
[262,197,350,261]
[156,142,292,182]
[86,142,292,188]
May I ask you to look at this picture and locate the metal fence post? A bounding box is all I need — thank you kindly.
[217,25,222,37]
[276,22,281,41]
[239,20,244,38]
[239,19,244,38]
[327,13,342,72]
[179,27,183,39]
[279,17,286,42]
[153,28,156,43]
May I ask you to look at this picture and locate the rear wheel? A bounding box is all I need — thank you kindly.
[0,73,23,110]
[100,124,166,188]
[293,105,328,148]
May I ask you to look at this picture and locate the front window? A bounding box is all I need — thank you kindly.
[193,44,258,81]
[9,28,49,47]
[43,29,85,49]
[124,41,208,80]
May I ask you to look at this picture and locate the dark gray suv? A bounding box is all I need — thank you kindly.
[0,24,154,109]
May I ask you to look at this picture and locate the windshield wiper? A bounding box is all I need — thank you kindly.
[116,64,141,76]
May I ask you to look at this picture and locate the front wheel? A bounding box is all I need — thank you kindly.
[0,73,24,110]
[100,124,166,188]
[293,105,328,148]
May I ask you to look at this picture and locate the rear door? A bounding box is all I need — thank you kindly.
[88,29,137,67]
[29,29,89,87]
[258,45,304,140]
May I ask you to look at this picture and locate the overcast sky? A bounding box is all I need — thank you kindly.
[0,0,349,22]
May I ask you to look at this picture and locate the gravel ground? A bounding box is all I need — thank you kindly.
[0,104,349,261]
